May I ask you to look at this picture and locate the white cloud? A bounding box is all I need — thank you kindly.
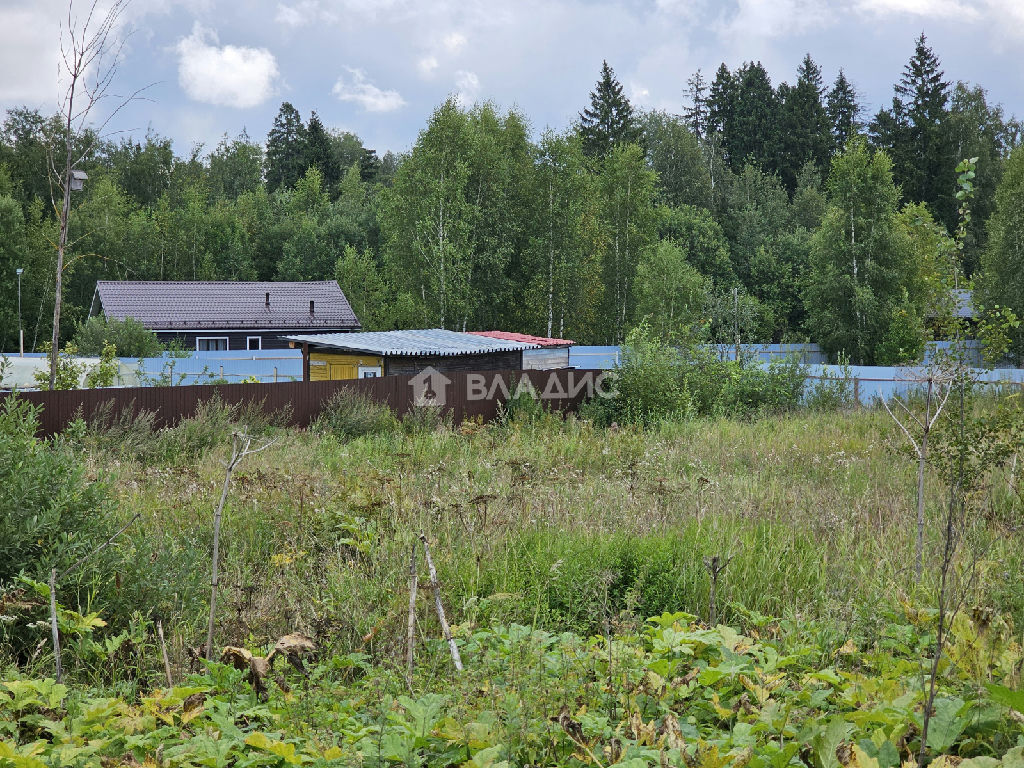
[443,31,467,52]
[454,69,480,107]
[718,0,830,41]
[175,23,279,109]
[332,67,405,111]
[853,0,979,19]
[274,1,338,28]
[0,4,59,102]
[418,55,439,77]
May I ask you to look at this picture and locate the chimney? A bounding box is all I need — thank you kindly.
[309,300,315,316]
[265,291,270,308]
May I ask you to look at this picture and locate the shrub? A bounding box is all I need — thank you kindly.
[313,388,397,440]
[73,316,163,358]
[595,321,692,427]
[0,398,111,584]
[402,404,453,434]
[32,343,85,390]
[714,355,807,417]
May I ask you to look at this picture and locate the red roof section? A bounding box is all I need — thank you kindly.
[468,330,575,347]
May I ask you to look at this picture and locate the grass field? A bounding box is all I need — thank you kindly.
[3,400,1024,766]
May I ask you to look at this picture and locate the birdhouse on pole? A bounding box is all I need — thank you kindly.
[70,169,88,192]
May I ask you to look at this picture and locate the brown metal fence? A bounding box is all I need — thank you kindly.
[0,369,606,438]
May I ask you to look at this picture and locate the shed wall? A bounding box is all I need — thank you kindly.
[383,350,522,376]
[522,347,570,370]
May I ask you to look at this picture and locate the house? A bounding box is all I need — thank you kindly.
[286,328,542,381]
[90,281,360,351]
[467,331,575,370]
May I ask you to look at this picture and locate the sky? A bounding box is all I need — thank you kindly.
[1,0,1023,157]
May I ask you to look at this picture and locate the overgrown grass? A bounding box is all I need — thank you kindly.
[13,402,1012,677]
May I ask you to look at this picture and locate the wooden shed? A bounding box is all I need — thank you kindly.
[466,331,575,370]
[287,329,540,381]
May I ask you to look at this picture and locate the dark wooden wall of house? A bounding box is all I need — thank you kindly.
[155,330,351,351]
[383,350,523,376]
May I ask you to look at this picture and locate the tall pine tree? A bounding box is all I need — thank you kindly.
[578,61,641,159]
[826,69,861,154]
[871,35,952,225]
[304,111,341,193]
[265,102,307,192]
[777,54,831,191]
[727,62,779,172]
[683,69,709,139]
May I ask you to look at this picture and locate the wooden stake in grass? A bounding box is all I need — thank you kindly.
[49,568,62,684]
[703,554,733,627]
[418,533,463,672]
[206,431,276,662]
[405,543,418,689]
[157,620,173,687]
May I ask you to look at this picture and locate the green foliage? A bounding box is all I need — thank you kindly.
[978,145,1024,363]
[73,316,163,359]
[84,342,119,388]
[32,343,85,390]
[578,60,640,158]
[804,139,925,365]
[0,398,110,584]
[312,388,398,441]
[635,240,709,342]
[1,609,1022,766]
[598,321,692,427]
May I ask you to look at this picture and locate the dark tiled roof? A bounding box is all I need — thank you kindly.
[94,281,360,331]
[285,329,540,356]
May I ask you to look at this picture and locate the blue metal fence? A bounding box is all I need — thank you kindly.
[120,350,303,386]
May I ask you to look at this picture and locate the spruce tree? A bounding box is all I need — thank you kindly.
[871,35,953,224]
[304,111,341,192]
[728,62,779,172]
[578,60,640,159]
[264,102,307,192]
[777,54,831,191]
[683,69,709,139]
[826,69,861,153]
[706,64,735,151]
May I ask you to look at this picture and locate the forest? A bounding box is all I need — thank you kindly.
[2,34,1024,365]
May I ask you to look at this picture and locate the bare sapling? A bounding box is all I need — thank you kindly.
[157,619,173,687]
[881,376,952,582]
[49,569,63,684]
[49,0,150,389]
[206,431,276,661]
[703,552,735,627]
[418,533,463,672]
[405,543,418,690]
[918,156,980,764]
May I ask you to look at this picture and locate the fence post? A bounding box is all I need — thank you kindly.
[219,365,224,378]
[854,377,861,407]
[274,366,278,383]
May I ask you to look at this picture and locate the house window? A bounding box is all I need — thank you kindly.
[247,336,262,351]
[196,337,229,351]
[358,366,382,379]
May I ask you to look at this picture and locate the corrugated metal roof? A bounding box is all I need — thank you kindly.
[94,281,360,330]
[286,328,541,356]
[467,330,575,347]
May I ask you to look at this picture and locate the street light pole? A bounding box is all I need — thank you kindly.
[16,268,23,357]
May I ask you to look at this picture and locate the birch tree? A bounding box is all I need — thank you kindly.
[599,143,657,342]
[381,99,473,328]
[49,0,141,389]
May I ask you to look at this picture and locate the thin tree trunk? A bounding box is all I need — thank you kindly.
[405,544,418,689]
[49,568,63,683]
[418,533,463,671]
[157,620,173,687]
[915,378,933,582]
[207,436,240,661]
[50,98,75,390]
